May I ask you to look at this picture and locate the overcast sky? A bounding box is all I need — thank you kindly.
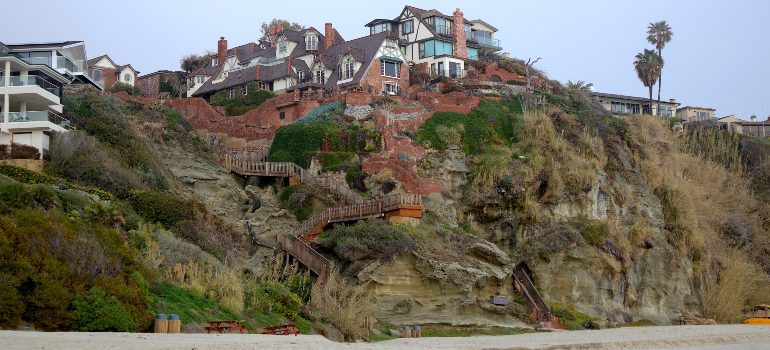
[4,0,769,120]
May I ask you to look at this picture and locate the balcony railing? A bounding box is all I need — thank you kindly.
[56,57,84,73]
[8,111,72,129]
[434,24,453,36]
[0,75,60,96]
[430,68,478,79]
[470,33,501,48]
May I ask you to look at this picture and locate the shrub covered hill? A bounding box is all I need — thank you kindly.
[2,87,770,337]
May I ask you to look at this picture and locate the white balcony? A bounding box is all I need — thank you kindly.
[5,111,71,132]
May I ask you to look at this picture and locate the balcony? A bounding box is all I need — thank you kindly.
[8,111,72,130]
[0,74,61,96]
[56,56,85,74]
[470,32,501,49]
[434,24,453,36]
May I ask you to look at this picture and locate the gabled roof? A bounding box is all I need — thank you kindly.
[192,60,298,96]
[87,54,115,68]
[470,19,498,32]
[138,70,185,79]
[116,64,139,75]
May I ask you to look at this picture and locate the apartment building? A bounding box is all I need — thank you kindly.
[0,41,73,159]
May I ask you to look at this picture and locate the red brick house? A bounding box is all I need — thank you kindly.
[190,24,410,100]
[86,54,139,89]
[137,70,186,98]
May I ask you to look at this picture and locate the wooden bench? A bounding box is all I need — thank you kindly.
[205,320,247,334]
[260,323,300,336]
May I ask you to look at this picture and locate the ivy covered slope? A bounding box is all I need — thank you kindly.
[0,92,318,334]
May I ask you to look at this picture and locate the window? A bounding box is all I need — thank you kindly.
[298,70,304,82]
[418,40,452,58]
[370,23,391,35]
[380,60,400,78]
[259,82,267,90]
[94,69,102,81]
[611,101,640,114]
[402,20,414,34]
[230,88,235,98]
[197,76,205,84]
[659,106,673,117]
[338,57,356,80]
[465,24,471,39]
[383,82,398,94]
[433,17,451,35]
[306,35,318,51]
[124,74,131,82]
[697,111,711,121]
[212,58,217,67]
[315,69,325,84]
[242,84,247,95]
[279,112,285,119]
[278,38,287,55]
[468,47,479,60]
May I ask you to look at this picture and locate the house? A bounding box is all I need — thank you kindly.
[186,59,219,97]
[590,92,680,117]
[191,23,409,99]
[716,115,745,133]
[0,41,73,160]
[366,6,500,78]
[734,115,770,136]
[86,54,140,89]
[3,40,102,91]
[676,106,717,124]
[138,70,186,98]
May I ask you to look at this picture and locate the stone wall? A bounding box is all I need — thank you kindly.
[63,83,101,96]
[0,159,49,172]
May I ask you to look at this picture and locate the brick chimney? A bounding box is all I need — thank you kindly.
[269,25,284,45]
[669,99,677,103]
[217,37,227,70]
[324,23,334,50]
[453,8,467,59]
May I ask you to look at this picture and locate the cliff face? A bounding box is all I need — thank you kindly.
[359,125,706,327]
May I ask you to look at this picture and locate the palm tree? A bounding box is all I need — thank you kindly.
[634,49,663,115]
[566,80,591,92]
[647,21,673,115]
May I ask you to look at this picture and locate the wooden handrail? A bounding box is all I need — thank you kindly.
[513,268,552,322]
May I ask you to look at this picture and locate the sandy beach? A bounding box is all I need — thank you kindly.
[1,325,769,350]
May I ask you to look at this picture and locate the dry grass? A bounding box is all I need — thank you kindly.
[471,146,512,190]
[164,259,244,313]
[311,275,375,342]
[626,114,770,322]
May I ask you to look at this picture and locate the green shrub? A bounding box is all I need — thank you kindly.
[321,219,415,275]
[108,82,141,96]
[209,83,278,114]
[0,182,33,213]
[72,288,137,332]
[163,108,184,127]
[153,283,251,331]
[292,102,346,126]
[127,190,198,226]
[572,215,609,246]
[268,122,339,168]
[490,74,503,82]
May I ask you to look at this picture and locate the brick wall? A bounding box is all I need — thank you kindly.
[359,59,410,95]
[480,62,545,87]
[138,74,161,97]
[100,67,117,88]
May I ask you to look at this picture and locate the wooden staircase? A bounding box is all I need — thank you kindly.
[513,267,557,328]
[219,146,423,283]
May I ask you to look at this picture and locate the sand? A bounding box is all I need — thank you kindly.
[1,325,769,350]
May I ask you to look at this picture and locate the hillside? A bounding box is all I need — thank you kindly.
[2,87,769,339]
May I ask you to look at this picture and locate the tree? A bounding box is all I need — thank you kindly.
[524,57,541,90]
[373,95,398,126]
[259,19,305,43]
[566,80,591,92]
[647,21,673,115]
[164,74,188,99]
[412,71,433,90]
[180,50,214,73]
[634,49,663,115]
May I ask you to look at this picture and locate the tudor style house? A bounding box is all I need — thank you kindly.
[0,41,73,159]
[365,6,501,78]
[590,91,680,118]
[87,54,140,89]
[191,23,409,99]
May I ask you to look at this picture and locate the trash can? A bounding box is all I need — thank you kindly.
[154,314,168,333]
[402,326,411,338]
[413,326,421,338]
[167,314,181,334]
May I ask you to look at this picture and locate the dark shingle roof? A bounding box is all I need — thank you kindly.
[192,60,297,96]
[87,54,109,68]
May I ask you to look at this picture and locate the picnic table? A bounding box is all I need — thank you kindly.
[260,324,301,336]
[205,320,247,334]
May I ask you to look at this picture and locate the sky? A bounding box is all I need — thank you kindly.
[3,0,769,120]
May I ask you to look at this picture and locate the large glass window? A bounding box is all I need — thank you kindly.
[433,17,451,35]
[468,47,479,60]
[611,101,640,114]
[370,23,391,35]
[418,40,452,58]
[380,60,400,78]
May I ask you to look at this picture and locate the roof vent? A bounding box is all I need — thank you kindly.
[751,115,757,122]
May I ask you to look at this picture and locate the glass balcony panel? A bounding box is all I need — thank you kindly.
[8,111,71,129]
[2,75,60,96]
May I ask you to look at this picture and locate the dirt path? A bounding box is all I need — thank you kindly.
[1,325,768,350]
